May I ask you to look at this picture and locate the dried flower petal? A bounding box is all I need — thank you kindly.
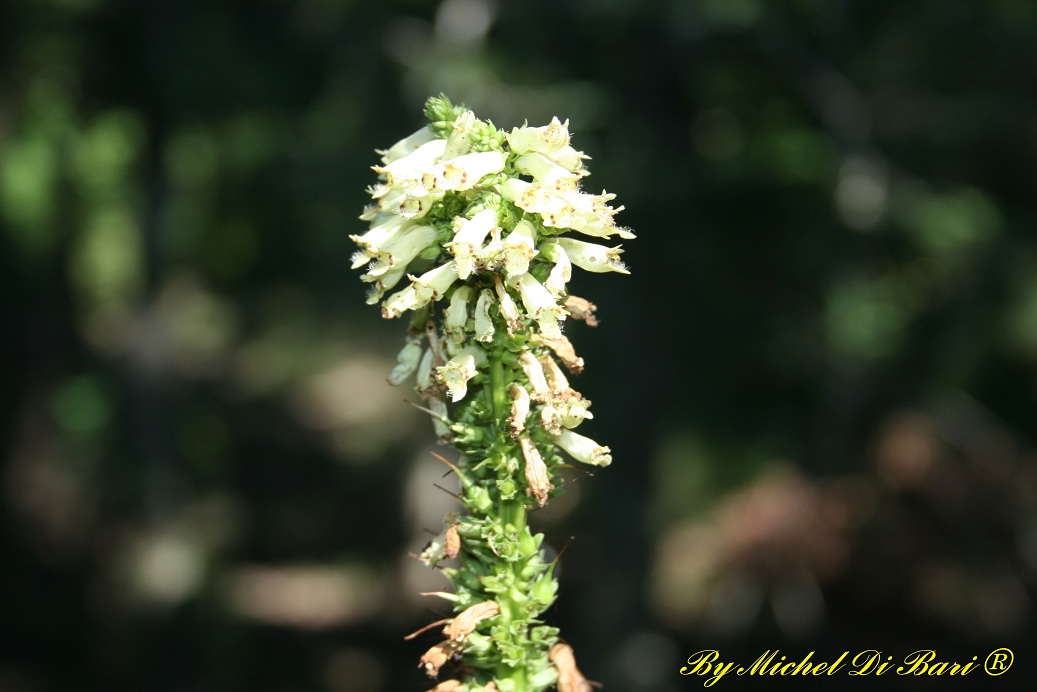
[443,601,500,642]
[420,640,456,677]
[520,437,554,507]
[550,642,595,692]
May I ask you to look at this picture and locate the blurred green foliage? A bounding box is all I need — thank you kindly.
[2,0,1037,690]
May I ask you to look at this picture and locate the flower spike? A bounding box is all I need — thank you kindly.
[351,95,633,690]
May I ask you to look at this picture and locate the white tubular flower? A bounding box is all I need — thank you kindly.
[478,225,505,271]
[364,224,438,278]
[397,195,436,220]
[383,263,457,318]
[539,241,572,298]
[436,345,486,401]
[517,351,550,401]
[515,153,583,193]
[381,284,418,319]
[501,179,567,220]
[447,208,498,280]
[508,383,530,438]
[375,138,447,184]
[552,428,612,467]
[444,286,473,343]
[556,237,629,274]
[544,145,590,174]
[493,276,524,334]
[350,214,410,258]
[510,273,567,339]
[559,398,593,429]
[474,288,496,342]
[412,262,460,308]
[438,151,506,191]
[503,219,538,278]
[363,263,408,305]
[428,394,452,441]
[378,125,436,165]
[416,347,436,394]
[388,338,424,386]
[509,116,570,154]
[539,353,570,394]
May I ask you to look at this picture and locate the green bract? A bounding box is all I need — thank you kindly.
[352,95,631,692]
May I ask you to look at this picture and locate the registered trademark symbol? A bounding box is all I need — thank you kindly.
[983,648,1013,676]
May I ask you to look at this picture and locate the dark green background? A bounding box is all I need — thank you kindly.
[2,0,1036,689]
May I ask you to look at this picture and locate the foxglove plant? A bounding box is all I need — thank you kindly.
[353,96,632,691]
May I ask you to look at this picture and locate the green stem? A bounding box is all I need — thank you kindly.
[490,354,531,692]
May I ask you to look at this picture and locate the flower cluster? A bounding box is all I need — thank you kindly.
[353,96,631,691]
